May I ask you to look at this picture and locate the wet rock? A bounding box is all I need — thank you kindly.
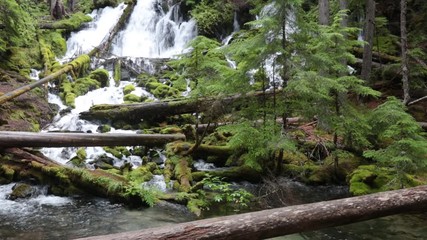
[8,183,35,200]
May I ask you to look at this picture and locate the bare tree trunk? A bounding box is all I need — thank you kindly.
[318,0,329,25]
[50,0,66,19]
[0,131,185,148]
[339,0,348,27]
[77,185,427,240]
[400,0,410,104]
[361,0,376,83]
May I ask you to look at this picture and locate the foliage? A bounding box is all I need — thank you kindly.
[167,36,238,97]
[190,0,234,38]
[363,97,427,178]
[0,0,36,53]
[220,121,295,171]
[187,174,253,215]
[286,11,380,148]
[200,174,253,208]
[123,182,160,207]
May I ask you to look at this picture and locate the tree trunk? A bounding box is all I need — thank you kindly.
[80,91,282,124]
[318,0,329,25]
[0,54,90,104]
[361,0,376,83]
[50,0,66,20]
[77,185,427,240]
[0,131,185,148]
[400,0,410,104]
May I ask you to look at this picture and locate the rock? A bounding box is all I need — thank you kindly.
[8,183,35,200]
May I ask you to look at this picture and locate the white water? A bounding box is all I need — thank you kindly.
[42,0,196,168]
[63,3,127,61]
[112,0,197,58]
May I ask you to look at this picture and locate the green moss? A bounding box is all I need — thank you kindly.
[124,93,142,103]
[103,146,131,159]
[147,82,180,99]
[52,12,93,31]
[93,0,118,9]
[97,124,111,133]
[347,165,421,196]
[89,68,109,87]
[191,0,234,38]
[65,92,76,108]
[0,165,15,181]
[160,126,182,134]
[126,162,157,185]
[123,84,136,95]
[73,77,101,95]
[114,60,121,86]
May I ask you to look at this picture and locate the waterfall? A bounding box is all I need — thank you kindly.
[111,0,197,58]
[42,0,196,167]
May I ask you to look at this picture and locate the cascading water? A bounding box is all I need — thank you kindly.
[111,0,197,58]
[42,0,197,167]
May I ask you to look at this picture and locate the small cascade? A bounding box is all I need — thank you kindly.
[112,0,197,58]
[63,3,127,61]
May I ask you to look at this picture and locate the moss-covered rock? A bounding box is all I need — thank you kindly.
[8,183,34,200]
[123,84,136,95]
[123,93,142,103]
[348,165,423,196]
[97,124,111,133]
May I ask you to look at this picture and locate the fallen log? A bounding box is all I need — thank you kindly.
[0,131,185,147]
[77,185,427,240]
[0,54,91,104]
[0,1,135,105]
[80,91,282,124]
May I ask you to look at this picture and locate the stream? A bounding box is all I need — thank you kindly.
[0,0,426,239]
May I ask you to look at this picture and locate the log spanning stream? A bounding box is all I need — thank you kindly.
[0,0,426,239]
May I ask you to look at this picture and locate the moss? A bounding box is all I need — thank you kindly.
[160,126,182,134]
[127,162,158,184]
[190,0,234,38]
[65,92,76,108]
[114,60,121,86]
[52,12,93,31]
[347,165,421,196]
[89,68,109,87]
[40,31,67,57]
[123,84,135,95]
[123,93,141,103]
[104,146,131,159]
[73,77,101,95]
[149,82,180,99]
[93,0,118,9]
[97,124,111,133]
[0,165,15,181]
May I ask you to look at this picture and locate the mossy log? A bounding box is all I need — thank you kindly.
[192,166,262,183]
[0,131,185,147]
[77,185,427,240]
[0,54,91,104]
[80,91,282,124]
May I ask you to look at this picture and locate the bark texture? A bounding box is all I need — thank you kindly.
[318,0,329,25]
[0,131,185,147]
[80,91,281,124]
[361,0,376,83]
[77,185,427,240]
[400,0,410,104]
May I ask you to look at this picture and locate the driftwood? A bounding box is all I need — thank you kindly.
[0,131,185,147]
[77,185,427,240]
[80,91,282,124]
